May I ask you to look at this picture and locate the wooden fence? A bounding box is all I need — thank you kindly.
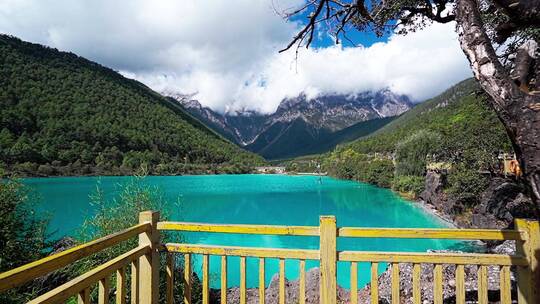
[0,211,538,304]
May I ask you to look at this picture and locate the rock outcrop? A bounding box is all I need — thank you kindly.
[420,171,449,213]
[469,178,537,229]
[421,172,536,233]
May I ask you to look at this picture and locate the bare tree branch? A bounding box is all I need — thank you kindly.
[279,0,326,52]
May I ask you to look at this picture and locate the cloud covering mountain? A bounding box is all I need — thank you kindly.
[0,0,471,113]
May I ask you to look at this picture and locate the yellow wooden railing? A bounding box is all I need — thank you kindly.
[0,211,539,304]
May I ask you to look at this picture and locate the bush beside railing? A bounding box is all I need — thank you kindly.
[0,211,538,304]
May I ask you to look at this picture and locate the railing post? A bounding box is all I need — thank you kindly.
[139,211,160,304]
[515,218,540,304]
[319,216,337,304]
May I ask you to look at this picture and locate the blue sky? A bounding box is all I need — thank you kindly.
[0,0,469,113]
[289,6,391,49]
[314,29,390,48]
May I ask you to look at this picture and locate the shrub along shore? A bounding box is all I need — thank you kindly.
[288,79,538,230]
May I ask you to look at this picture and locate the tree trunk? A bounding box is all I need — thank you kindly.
[455,0,540,209]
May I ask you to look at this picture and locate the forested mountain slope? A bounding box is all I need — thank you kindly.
[0,35,264,176]
[245,116,396,160]
[344,78,486,154]
[325,78,511,184]
[321,78,531,226]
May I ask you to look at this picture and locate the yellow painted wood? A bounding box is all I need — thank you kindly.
[116,267,126,304]
[319,216,337,304]
[6,215,537,304]
[338,227,525,240]
[259,258,265,304]
[515,219,540,304]
[350,262,357,304]
[202,255,210,304]
[412,264,421,304]
[158,221,527,240]
[166,243,319,260]
[77,287,90,304]
[433,264,443,304]
[391,263,399,304]
[500,265,511,304]
[99,276,110,304]
[338,251,527,265]
[299,260,305,304]
[478,265,488,304]
[455,265,465,304]
[240,256,246,304]
[158,221,319,236]
[279,259,286,304]
[371,262,378,304]
[0,223,149,292]
[183,254,191,304]
[131,259,139,304]
[166,253,174,304]
[221,256,228,304]
[138,211,160,304]
[28,246,148,304]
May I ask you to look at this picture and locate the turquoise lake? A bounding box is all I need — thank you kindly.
[23,174,463,289]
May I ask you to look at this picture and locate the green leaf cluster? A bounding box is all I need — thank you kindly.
[0,177,50,303]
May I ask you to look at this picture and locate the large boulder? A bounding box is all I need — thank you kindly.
[421,172,537,231]
[420,170,463,217]
[420,171,446,207]
[470,178,536,229]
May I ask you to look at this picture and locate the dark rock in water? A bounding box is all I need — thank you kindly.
[471,178,535,230]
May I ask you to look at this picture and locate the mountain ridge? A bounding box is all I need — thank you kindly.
[167,90,412,159]
[0,34,264,176]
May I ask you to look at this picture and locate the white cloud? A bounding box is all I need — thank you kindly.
[0,0,471,114]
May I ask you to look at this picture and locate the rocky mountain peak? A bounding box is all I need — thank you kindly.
[163,89,412,159]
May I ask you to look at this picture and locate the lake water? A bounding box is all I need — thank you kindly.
[23,174,462,289]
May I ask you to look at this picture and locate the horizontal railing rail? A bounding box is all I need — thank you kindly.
[1,211,538,304]
[161,216,540,304]
[158,221,319,236]
[338,227,528,240]
[0,222,150,292]
[166,243,320,260]
[28,245,149,304]
[0,211,160,304]
[158,220,528,240]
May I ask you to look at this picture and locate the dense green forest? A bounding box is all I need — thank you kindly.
[321,78,513,206]
[246,116,396,160]
[0,35,264,176]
